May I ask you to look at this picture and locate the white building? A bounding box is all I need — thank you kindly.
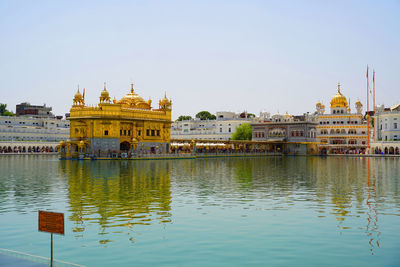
[0,115,69,153]
[371,103,400,154]
[315,83,368,154]
[171,111,255,140]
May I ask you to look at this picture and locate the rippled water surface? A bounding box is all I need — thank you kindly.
[0,155,399,266]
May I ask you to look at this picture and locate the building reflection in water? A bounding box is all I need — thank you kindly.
[2,155,397,250]
[169,156,399,254]
[58,160,172,243]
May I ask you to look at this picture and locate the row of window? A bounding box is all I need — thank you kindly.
[104,129,161,137]
[254,132,265,138]
[332,110,346,114]
[0,136,65,141]
[255,131,314,138]
[320,139,366,145]
[380,123,398,129]
[291,131,304,137]
[383,135,399,141]
[2,121,68,126]
[319,121,359,125]
[319,129,365,135]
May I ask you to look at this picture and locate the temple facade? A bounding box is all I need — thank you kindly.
[315,83,368,154]
[60,83,172,158]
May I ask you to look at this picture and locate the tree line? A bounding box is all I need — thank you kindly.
[176,111,216,121]
[0,104,14,116]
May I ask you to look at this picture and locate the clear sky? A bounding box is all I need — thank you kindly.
[1,0,399,119]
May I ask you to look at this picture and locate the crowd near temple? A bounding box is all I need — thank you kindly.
[0,81,399,157]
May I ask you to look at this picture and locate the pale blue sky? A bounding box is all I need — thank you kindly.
[1,0,399,119]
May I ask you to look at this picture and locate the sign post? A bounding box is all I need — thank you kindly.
[38,211,64,266]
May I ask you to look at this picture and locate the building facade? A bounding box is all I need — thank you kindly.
[251,113,318,154]
[171,111,255,140]
[315,83,368,154]
[0,113,69,153]
[60,83,172,158]
[16,102,54,117]
[371,103,400,154]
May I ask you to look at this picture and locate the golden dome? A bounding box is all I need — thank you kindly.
[74,90,83,100]
[355,100,362,106]
[101,89,109,98]
[118,83,150,109]
[284,112,292,117]
[330,83,348,108]
[99,82,111,103]
[158,92,172,110]
[73,88,83,105]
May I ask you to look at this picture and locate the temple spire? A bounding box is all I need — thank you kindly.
[337,82,341,93]
[104,82,107,91]
[131,82,134,93]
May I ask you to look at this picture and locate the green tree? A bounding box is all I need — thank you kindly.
[232,123,252,140]
[176,115,193,121]
[0,103,14,116]
[0,104,6,115]
[195,111,216,120]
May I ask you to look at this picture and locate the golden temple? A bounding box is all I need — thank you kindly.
[59,83,172,158]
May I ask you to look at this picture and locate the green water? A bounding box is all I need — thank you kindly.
[0,155,399,266]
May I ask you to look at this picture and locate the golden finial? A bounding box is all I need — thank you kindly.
[104,82,107,91]
[77,84,80,92]
[131,83,134,93]
[337,82,341,93]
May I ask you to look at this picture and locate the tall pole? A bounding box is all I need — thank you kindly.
[373,70,376,140]
[367,65,370,150]
[51,233,53,267]
[349,97,351,123]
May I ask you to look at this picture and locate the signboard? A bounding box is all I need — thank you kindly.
[38,211,64,235]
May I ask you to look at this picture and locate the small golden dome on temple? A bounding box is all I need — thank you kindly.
[99,82,111,103]
[74,90,83,100]
[158,92,172,110]
[100,89,110,98]
[284,112,292,117]
[118,83,150,109]
[73,88,84,106]
[330,83,348,108]
[101,89,109,99]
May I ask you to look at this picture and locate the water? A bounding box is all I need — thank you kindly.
[0,155,399,266]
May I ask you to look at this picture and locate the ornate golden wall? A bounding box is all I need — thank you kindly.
[62,84,172,157]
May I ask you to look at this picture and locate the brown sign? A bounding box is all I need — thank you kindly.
[38,211,64,235]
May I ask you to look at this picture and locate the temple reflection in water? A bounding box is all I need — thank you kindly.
[1,155,398,254]
[58,160,172,242]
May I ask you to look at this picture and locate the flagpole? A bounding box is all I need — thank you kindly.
[373,70,375,141]
[367,65,370,151]
[349,97,351,123]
